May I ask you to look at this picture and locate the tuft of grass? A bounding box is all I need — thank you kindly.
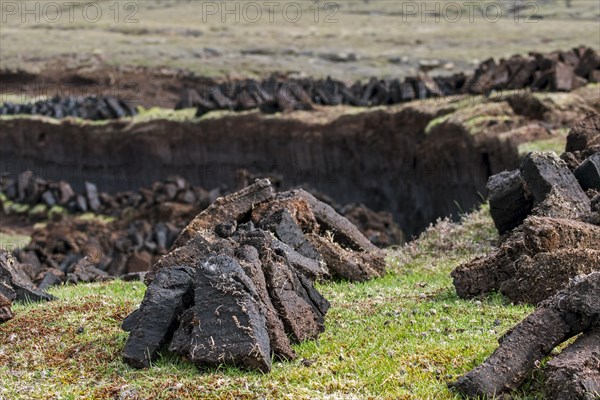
[76,212,116,224]
[390,204,498,267]
[0,205,540,399]
[424,114,452,135]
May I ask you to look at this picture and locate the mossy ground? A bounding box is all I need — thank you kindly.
[0,206,542,399]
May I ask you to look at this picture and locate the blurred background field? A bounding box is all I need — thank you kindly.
[1,0,598,79]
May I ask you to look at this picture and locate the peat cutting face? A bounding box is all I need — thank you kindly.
[0,85,598,237]
[0,104,489,237]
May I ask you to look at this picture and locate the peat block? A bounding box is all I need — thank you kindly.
[452,216,600,304]
[0,250,54,304]
[453,114,600,398]
[520,151,590,218]
[566,112,600,153]
[544,326,600,400]
[486,150,590,234]
[486,170,532,234]
[574,153,600,191]
[452,272,600,398]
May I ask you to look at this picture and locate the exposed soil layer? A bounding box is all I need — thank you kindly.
[0,64,206,108]
[3,91,596,237]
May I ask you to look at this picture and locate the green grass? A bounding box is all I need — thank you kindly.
[425,114,452,134]
[135,106,197,121]
[518,128,569,156]
[0,232,30,251]
[0,205,541,399]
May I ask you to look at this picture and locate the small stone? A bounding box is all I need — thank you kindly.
[301,358,315,367]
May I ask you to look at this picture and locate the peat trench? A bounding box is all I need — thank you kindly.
[0,92,561,239]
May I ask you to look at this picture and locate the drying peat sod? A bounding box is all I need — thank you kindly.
[1,1,600,399]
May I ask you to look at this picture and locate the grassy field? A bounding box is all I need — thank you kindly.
[0,206,541,399]
[1,0,598,79]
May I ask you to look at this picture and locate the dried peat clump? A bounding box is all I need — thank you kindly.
[563,112,600,165]
[0,250,54,324]
[452,216,600,304]
[451,113,600,398]
[122,179,386,372]
[544,326,600,400]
